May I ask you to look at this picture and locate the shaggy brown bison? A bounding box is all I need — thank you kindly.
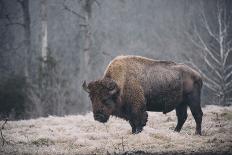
[83,55,203,135]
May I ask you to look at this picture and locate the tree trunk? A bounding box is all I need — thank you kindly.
[41,0,48,62]
[19,0,31,78]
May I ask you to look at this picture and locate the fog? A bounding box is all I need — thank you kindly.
[0,0,231,119]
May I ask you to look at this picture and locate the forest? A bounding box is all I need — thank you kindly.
[0,0,232,154]
[0,0,232,119]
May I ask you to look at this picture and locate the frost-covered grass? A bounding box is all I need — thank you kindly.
[0,105,232,155]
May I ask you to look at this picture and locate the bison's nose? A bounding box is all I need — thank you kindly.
[94,113,108,123]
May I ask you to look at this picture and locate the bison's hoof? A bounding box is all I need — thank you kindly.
[195,131,202,135]
[132,128,143,134]
[174,128,181,132]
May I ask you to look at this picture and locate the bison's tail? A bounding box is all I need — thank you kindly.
[199,78,203,88]
[195,77,203,90]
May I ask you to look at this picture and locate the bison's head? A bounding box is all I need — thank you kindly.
[82,78,120,123]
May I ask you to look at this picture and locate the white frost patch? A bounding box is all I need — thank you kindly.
[1,105,232,154]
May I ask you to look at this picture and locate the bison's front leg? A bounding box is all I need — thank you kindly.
[125,79,148,134]
[129,109,148,134]
[129,120,136,134]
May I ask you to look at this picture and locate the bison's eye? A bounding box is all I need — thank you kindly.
[102,97,114,107]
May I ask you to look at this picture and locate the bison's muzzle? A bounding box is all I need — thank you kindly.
[94,112,109,123]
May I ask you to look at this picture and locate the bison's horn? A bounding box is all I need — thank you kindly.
[109,88,118,95]
[82,81,90,93]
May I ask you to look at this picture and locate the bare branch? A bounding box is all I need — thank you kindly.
[222,24,228,36]
[227,47,232,54]
[210,43,221,58]
[224,47,232,65]
[217,2,224,60]
[204,55,222,80]
[221,1,227,36]
[201,11,219,42]
[185,60,220,90]
[225,71,232,82]
[227,39,232,47]
[204,82,220,94]
[185,31,205,50]
[194,28,221,65]
[225,65,232,73]
[0,119,9,146]
[226,80,232,88]
[185,31,219,62]
[62,1,86,20]
[225,87,232,94]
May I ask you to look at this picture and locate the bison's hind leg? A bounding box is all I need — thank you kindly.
[188,94,203,135]
[187,88,203,135]
[175,102,188,132]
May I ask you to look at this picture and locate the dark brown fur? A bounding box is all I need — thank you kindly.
[84,55,203,134]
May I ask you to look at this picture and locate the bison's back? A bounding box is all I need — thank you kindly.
[103,55,200,113]
[103,55,176,86]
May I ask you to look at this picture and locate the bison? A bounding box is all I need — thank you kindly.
[83,55,203,135]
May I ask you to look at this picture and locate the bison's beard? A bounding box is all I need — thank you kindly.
[94,113,110,123]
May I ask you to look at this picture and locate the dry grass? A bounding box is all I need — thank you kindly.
[0,105,232,155]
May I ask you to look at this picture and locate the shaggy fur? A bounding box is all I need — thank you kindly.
[84,55,203,134]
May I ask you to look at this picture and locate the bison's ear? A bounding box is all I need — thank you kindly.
[82,81,90,93]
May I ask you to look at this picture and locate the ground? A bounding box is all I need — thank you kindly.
[0,105,232,155]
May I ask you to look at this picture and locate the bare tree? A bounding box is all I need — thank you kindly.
[40,0,48,63]
[18,0,31,77]
[62,0,99,82]
[186,1,232,105]
[0,0,31,77]
[62,0,100,111]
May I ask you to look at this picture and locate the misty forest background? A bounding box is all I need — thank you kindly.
[0,0,232,120]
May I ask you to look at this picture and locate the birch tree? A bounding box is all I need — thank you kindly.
[63,0,99,81]
[18,0,31,78]
[62,0,100,111]
[186,1,232,105]
[41,0,48,63]
[28,0,48,117]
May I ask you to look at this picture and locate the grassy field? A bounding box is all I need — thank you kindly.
[0,105,232,155]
